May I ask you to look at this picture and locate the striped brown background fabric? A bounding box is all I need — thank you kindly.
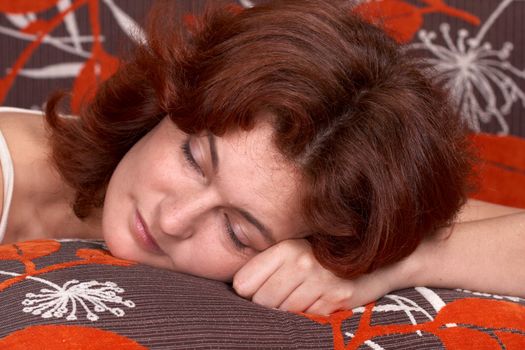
[1,0,524,137]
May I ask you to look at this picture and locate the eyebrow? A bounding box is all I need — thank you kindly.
[207,133,276,246]
[207,132,219,173]
[237,208,276,246]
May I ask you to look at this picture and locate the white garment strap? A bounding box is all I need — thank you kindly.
[0,107,44,242]
[0,106,43,115]
[0,130,14,243]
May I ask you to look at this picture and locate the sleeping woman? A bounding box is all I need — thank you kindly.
[0,0,524,315]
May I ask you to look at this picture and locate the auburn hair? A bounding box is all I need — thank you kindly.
[45,0,475,279]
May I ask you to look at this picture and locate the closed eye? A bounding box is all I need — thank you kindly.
[181,138,249,252]
[181,137,204,176]
[224,213,249,251]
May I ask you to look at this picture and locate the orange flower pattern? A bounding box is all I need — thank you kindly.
[0,239,134,292]
[0,239,523,349]
[0,325,148,349]
[302,296,525,349]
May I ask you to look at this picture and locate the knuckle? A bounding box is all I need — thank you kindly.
[274,240,292,254]
[296,253,315,271]
[331,288,353,306]
[306,301,331,316]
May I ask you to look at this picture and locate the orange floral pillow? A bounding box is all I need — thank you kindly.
[0,239,524,349]
[470,133,525,209]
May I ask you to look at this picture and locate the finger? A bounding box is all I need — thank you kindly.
[304,297,343,316]
[302,280,358,315]
[250,267,305,308]
[277,281,323,313]
[232,246,285,299]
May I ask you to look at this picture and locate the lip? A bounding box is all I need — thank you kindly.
[133,210,163,254]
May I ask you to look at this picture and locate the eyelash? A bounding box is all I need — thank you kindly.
[181,138,248,251]
[181,138,204,176]
[224,214,248,251]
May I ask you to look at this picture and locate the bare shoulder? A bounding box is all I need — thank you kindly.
[0,108,50,178]
[455,198,525,223]
[0,109,49,167]
[0,108,47,141]
[0,109,47,165]
[0,108,49,242]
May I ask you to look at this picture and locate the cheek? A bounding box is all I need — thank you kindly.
[168,235,249,282]
[101,142,149,261]
[101,186,135,263]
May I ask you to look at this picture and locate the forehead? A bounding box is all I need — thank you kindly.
[215,122,306,240]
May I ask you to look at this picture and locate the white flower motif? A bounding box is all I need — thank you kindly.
[348,287,452,341]
[21,278,135,321]
[408,0,525,135]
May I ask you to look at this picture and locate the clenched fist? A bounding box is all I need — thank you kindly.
[233,239,411,315]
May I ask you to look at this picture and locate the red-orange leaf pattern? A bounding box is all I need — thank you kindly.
[354,0,423,43]
[15,240,61,260]
[432,327,501,350]
[494,331,525,350]
[0,240,60,262]
[0,0,88,106]
[354,0,480,43]
[468,134,525,208]
[71,49,119,114]
[0,0,59,14]
[471,134,525,174]
[76,248,136,266]
[21,20,52,35]
[434,298,525,332]
[0,0,120,112]
[0,245,22,261]
[300,298,525,349]
[0,325,148,350]
[0,240,135,292]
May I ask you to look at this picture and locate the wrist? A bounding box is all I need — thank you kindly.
[387,226,453,290]
[386,249,423,291]
[408,226,453,287]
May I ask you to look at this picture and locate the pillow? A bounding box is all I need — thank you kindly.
[0,239,524,349]
[470,133,525,209]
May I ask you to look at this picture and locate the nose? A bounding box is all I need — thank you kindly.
[158,188,221,240]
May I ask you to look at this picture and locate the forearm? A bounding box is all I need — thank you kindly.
[406,212,525,297]
[455,199,524,223]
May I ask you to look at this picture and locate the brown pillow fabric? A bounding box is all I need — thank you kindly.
[0,239,524,350]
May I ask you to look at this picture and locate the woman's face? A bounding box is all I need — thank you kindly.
[102,115,307,281]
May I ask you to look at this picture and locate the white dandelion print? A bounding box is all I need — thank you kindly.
[409,0,525,135]
[21,276,135,322]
